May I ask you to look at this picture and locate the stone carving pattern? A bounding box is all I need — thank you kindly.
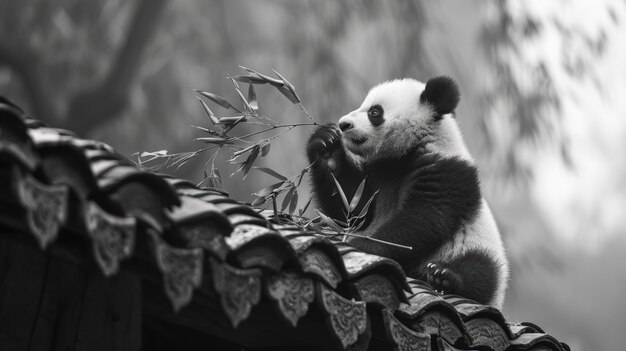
[184,226,229,260]
[355,274,398,309]
[466,318,509,351]
[154,232,204,311]
[211,258,261,328]
[417,312,465,346]
[85,202,136,276]
[384,310,431,351]
[17,171,68,249]
[319,284,367,349]
[267,272,314,327]
[300,250,341,288]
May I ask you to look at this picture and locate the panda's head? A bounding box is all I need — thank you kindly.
[338,76,471,166]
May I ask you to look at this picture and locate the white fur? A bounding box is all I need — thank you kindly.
[426,200,509,309]
[338,78,508,308]
[339,79,473,165]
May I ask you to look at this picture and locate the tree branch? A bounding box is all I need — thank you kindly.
[65,0,168,135]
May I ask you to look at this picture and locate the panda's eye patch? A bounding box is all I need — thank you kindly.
[367,105,384,126]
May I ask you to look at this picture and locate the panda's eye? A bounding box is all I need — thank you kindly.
[367,105,384,126]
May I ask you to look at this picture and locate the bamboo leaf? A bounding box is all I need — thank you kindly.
[231,162,246,177]
[194,137,233,145]
[332,218,348,227]
[214,168,222,182]
[218,116,247,124]
[207,173,223,189]
[253,167,287,180]
[248,83,258,111]
[139,150,167,157]
[308,223,324,234]
[316,210,343,233]
[191,125,221,136]
[356,190,380,219]
[275,85,299,104]
[195,90,241,113]
[197,97,220,125]
[272,69,301,103]
[331,174,350,211]
[232,144,257,157]
[242,145,260,180]
[251,196,267,207]
[301,197,312,214]
[349,177,368,212]
[261,142,271,157]
[230,75,268,84]
[234,86,254,113]
[295,167,308,186]
[281,187,295,212]
[289,189,298,215]
[274,180,294,194]
[352,219,366,232]
[239,66,284,85]
[253,181,285,198]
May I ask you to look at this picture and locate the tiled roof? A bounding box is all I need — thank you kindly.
[0,96,569,351]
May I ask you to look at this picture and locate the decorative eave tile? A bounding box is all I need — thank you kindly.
[353,273,403,310]
[209,257,262,328]
[148,228,204,312]
[298,247,345,289]
[84,201,136,276]
[266,271,315,327]
[15,168,69,249]
[464,317,510,351]
[381,309,431,351]
[317,283,368,350]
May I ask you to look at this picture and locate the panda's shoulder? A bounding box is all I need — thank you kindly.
[405,153,481,196]
[409,153,476,174]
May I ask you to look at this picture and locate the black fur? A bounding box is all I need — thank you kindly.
[419,76,460,116]
[354,152,482,269]
[422,250,499,305]
[306,124,365,220]
[367,105,384,126]
[307,123,501,304]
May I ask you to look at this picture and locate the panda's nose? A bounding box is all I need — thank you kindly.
[339,121,353,132]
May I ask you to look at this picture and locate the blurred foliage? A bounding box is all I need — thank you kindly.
[2,1,626,350]
[480,0,618,184]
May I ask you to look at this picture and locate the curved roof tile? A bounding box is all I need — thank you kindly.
[0,96,569,351]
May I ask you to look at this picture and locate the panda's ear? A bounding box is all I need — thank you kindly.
[420,76,460,116]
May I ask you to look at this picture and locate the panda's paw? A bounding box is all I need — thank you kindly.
[307,124,342,160]
[425,262,461,295]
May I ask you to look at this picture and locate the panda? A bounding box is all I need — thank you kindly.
[306,77,509,308]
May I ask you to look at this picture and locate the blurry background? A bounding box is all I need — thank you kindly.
[1,0,625,349]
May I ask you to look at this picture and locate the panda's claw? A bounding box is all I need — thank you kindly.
[425,262,460,295]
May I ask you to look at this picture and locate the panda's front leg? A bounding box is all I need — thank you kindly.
[423,262,463,294]
[306,124,343,171]
[307,124,364,220]
[420,250,499,306]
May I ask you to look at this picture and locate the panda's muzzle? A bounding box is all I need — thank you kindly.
[342,131,367,145]
[339,121,353,132]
